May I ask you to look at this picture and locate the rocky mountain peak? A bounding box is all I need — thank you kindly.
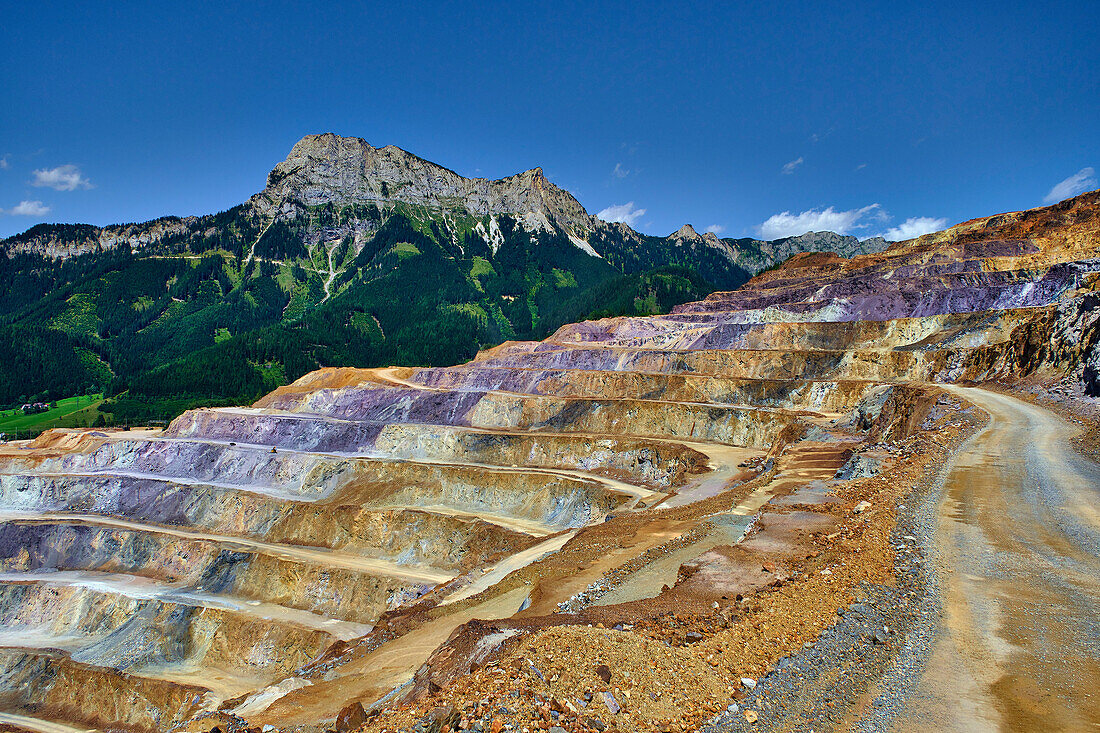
[255,134,593,236]
[671,224,703,241]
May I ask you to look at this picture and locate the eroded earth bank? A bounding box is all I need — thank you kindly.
[2,191,1100,733]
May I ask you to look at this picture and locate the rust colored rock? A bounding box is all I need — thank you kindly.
[335,701,368,732]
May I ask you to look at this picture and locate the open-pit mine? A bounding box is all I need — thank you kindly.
[1,191,1099,733]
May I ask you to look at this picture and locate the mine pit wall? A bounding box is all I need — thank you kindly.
[264,508,539,570]
[229,553,429,621]
[0,584,333,678]
[0,523,436,620]
[254,386,799,448]
[0,650,206,733]
[859,384,945,443]
[161,411,384,453]
[672,260,1092,317]
[460,395,797,446]
[0,505,535,578]
[158,411,708,487]
[466,345,941,381]
[402,367,879,413]
[948,291,1100,393]
[548,309,1029,351]
[0,523,441,625]
[429,312,1099,390]
[0,523,227,583]
[60,438,355,496]
[0,455,625,537]
[316,461,625,529]
[0,474,294,537]
[366,426,708,487]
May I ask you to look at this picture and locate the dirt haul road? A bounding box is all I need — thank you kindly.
[895,386,1100,731]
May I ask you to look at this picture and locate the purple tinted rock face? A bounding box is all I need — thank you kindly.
[528,261,1098,356]
[266,386,487,425]
[409,367,551,394]
[0,523,197,574]
[54,439,351,494]
[0,473,287,531]
[960,239,1040,258]
[164,410,385,452]
[670,258,1090,318]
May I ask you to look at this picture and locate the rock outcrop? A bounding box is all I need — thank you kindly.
[254,134,595,238]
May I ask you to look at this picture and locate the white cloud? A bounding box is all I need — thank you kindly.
[0,155,8,170]
[1043,167,1096,204]
[31,164,92,191]
[781,157,804,175]
[612,162,630,178]
[855,163,867,171]
[704,224,725,234]
[758,204,884,240]
[884,216,948,241]
[6,200,51,216]
[597,201,647,226]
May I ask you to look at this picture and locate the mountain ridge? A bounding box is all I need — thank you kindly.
[2,132,889,269]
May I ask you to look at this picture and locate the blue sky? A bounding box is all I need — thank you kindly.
[2,1,1097,240]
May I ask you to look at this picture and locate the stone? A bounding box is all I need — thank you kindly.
[600,691,620,715]
[335,702,368,733]
[744,710,758,723]
[849,603,873,617]
[853,500,873,514]
[425,704,459,733]
[596,664,612,684]
[741,677,757,689]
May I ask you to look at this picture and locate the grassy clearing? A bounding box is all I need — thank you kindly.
[0,394,106,438]
[393,241,421,260]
